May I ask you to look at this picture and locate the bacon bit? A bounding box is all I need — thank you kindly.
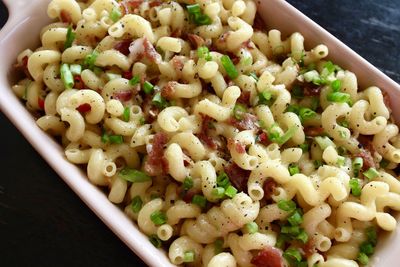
[227,138,246,154]
[302,237,316,258]
[122,71,133,79]
[143,37,162,63]
[187,34,205,49]
[227,113,258,131]
[170,28,182,38]
[355,150,376,170]
[76,103,91,113]
[303,83,323,96]
[198,114,218,150]
[144,133,169,176]
[178,187,200,203]
[304,126,325,137]
[129,37,162,64]
[356,135,376,170]
[171,56,185,71]
[224,162,250,192]
[120,0,143,15]
[237,91,251,105]
[251,247,284,267]
[242,39,254,49]
[253,13,266,31]
[142,96,159,123]
[149,0,163,7]
[114,39,132,56]
[113,90,133,102]
[161,81,176,99]
[74,75,85,89]
[38,98,45,110]
[263,178,277,201]
[382,90,392,112]
[60,10,72,24]
[257,132,271,146]
[15,56,31,78]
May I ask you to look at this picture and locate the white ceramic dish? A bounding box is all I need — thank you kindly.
[0,0,399,266]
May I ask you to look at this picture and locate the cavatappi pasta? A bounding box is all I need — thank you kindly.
[12,0,400,266]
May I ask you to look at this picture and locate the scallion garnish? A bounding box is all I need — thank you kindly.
[64,26,76,49]
[149,235,162,248]
[224,185,237,198]
[233,103,247,120]
[296,229,309,243]
[118,167,151,183]
[314,160,323,168]
[363,167,379,180]
[352,157,363,176]
[272,126,298,145]
[249,72,259,82]
[129,75,140,86]
[183,176,194,191]
[110,7,122,22]
[258,91,272,105]
[187,4,212,26]
[221,55,239,80]
[183,250,195,263]
[357,252,369,265]
[130,196,143,213]
[310,97,319,111]
[122,106,130,122]
[150,210,167,225]
[299,107,316,122]
[109,135,123,144]
[197,46,212,61]
[327,91,352,105]
[84,50,99,70]
[349,178,362,197]
[60,63,74,89]
[315,136,335,150]
[152,92,169,109]
[192,194,207,208]
[287,209,303,225]
[292,85,304,99]
[143,81,154,94]
[283,248,302,262]
[288,164,300,176]
[212,187,225,198]
[217,172,230,188]
[69,64,82,75]
[106,72,122,81]
[331,79,341,92]
[245,222,258,234]
[299,143,309,152]
[337,156,345,166]
[277,199,296,212]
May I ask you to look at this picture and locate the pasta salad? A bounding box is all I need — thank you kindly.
[11,0,400,266]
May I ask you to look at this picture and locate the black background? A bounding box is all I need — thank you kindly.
[0,1,399,266]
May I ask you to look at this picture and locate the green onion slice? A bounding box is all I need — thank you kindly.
[212,187,225,198]
[152,92,169,109]
[233,103,247,120]
[149,235,162,248]
[363,167,379,180]
[283,248,302,262]
[183,176,194,191]
[122,106,130,122]
[315,136,335,150]
[110,7,122,22]
[245,222,258,234]
[64,26,76,49]
[277,199,296,212]
[130,196,143,213]
[183,250,195,263]
[192,194,207,208]
[60,63,74,89]
[150,210,167,225]
[221,55,239,80]
[118,167,151,183]
[224,185,237,198]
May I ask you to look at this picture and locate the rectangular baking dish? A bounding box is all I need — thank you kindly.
[0,0,399,266]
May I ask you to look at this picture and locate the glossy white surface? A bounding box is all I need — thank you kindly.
[0,0,398,266]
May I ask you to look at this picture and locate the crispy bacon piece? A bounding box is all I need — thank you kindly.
[74,75,85,89]
[304,126,324,137]
[143,37,162,63]
[120,0,143,15]
[228,138,246,154]
[303,83,323,96]
[171,56,185,71]
[161,81,176,99]
[302,237,316,258]
[114,39,132,56]
[237,91,251,105]
[263,178,277,201]
[122,71,133,79]
[170,28,182,38]
[60,10,72,24]
[355,135,376,170]
[253,13,266,31]
[227,113,258,131]
[38,98,45,110]
[15,56,31,78]
[242,39,254,49]
[250,246,284,267]
[142,96,159,123]
[224,162,250,192]
[187,34,205,49]
[198,114,218,150]
[257,132,271,146]
[76,103,91,113]
[113,90,133,102]
[144,132,169,176]
[149,0,163,7]
[129,37,162,63]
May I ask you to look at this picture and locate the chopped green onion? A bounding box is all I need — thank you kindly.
[130,196,143,213]
[299,143,309,152]
[217,172,230,188]
[331,79,341,92]
[118,167,151,183]
[363,167,379,180]
[275,126,298,145]
[221,55,239,80]
[192,194,207,208]
[197,46,211,61]
[288,210,303,226]
[249,72,259,82]
[357,252,369,265]
[337,156,345,166]
[212,187,225,198]
[327,92,352,105]
[283,248,302,262]
[70,64,82,75]
[110,7,122,22]
[214,239,224,254]
[93,66,102,75]
[233,103,247,120]
[296,229,309,243]
[349,178,362,197]
[143,81,154,94]
[64,26,76,49]
[299,107,316,122]
[281,225,300,235]
[277,199,296,212]
[183,176,194,191]
[122,106,130,122]
[366,227,377,245]
[315,136,335,150]
[109,135,123,144]
[303,70,320,83]
[380,159,389,168]
[101,131,109,143]
[245,222,258,234]
[84,50,99,70]
[359,241,374,256]
[337,146,347,156]
[352,157,363,176]
[139,117,146,125]
[288,164,300,176]
[152,92,169,109]
[60,63,74,89]
[276,234,289,248]
[224,185,237,198]
[106,72,122,81]
[150,210,167,225]
[149,235,162,248]
[241,56,252,66]
[338,120,349,128]
[129,75,140,86]
[314,160,323,168]
[323,61,341,73]
[287,105,300,114]
[292,85,304,99]
[310,97,319,111]
[187,4,212,26]
[258,91,272,105]
[183,250,195,263]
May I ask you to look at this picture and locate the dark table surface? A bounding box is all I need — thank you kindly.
[0,1,399,266]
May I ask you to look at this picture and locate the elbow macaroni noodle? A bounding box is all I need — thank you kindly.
[12,0,400,266]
